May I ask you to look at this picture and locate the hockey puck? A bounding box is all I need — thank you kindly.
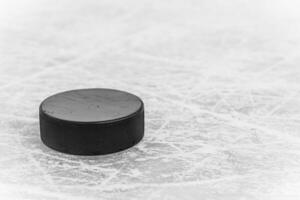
[39,88,144,155]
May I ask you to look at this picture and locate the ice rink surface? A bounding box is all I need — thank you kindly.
[1,0,300,199]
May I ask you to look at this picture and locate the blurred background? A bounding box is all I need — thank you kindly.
[1,0,300,199]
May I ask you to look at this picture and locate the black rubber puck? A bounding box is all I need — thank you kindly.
[39,88,144,155]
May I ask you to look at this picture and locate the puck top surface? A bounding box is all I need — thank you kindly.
[41,88,143,123]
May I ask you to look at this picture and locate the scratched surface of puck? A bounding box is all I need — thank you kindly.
[39,88,144,155]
